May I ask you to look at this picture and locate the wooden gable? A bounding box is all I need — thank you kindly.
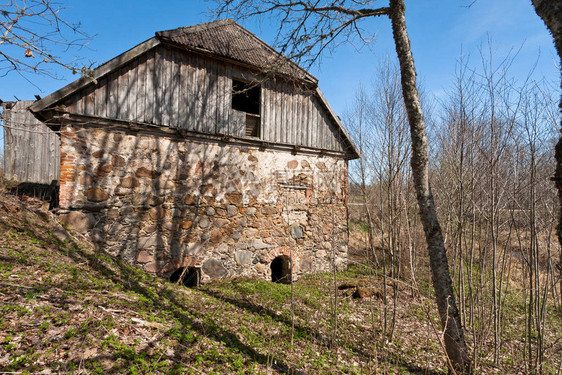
[30,20,359,159]
[58,44,351,154]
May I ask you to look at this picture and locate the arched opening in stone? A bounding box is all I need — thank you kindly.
[169,267,200,287]
[271,255,291,284]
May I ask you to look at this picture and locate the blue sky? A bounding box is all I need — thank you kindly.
[0,0,557,117]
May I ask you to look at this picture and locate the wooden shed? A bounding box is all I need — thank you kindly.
[1,100,60,185]
[28,19,359,283]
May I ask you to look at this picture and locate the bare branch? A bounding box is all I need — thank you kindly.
[0,0,93,79]
[210,0,388,70]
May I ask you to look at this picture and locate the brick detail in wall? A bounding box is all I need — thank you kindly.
[59,126,79,209]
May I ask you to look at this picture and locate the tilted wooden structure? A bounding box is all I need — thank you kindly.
[1,100,60,184]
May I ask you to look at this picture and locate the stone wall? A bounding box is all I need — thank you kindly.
[58,124,349,283]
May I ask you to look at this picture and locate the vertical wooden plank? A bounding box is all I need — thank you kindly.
[224,63,232,135]
[196,56,206,133]
[155,47,164,125]
[144,49,155,124]
[330,121,334,151]
[295,89,301,146]
[72,92,83,114]
[277,85,284,144]
[217,63,225,135]
[293,89,299,146]
[328,114,334,151]
[289,87,296,145]
[118,66,130,119]
[283,87,289,144]
[214,63,226,135]
[17,107,27,181]
[84,85,96,117]
[302,92,309,147]
[264,82,272,142]
[5,104,12,179]
[107,72,118,119]
[49,130,56,183]
[11,106,20,180]
[299,91,306,147]
[318,98,324,150]
[219,62,226,135]
[322,113,329,150]
[296,88,302,145]
[321,109,329,150]
[197,56,206,132]
[185,53,195,131]
[203,58,214,133]
[95,77,106,118]
[302,93,308,147]
[38,118,46,182]
[136,53,147,123]
[262,81,270,142]
[11,107,20,180]
[290,87,296,145]
[160,46,171,126]
[191,55,199,131]
[278,86,285,144]
[313,97,320,149]
[54,132,61,182]
[327,116,334,150]
[164,46,172,126]
[171,49,180,128]
[3,107,12,179]
[260,81,267,140]
[318,102,325,149]
[306,94,315,147]
[129,59,139,122]
[274,84,280,143]
[177,52,187,129]
[17,104,25,181]
[277,85,283,144]
[206,59,217,134]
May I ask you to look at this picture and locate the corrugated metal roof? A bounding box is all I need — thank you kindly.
[156,19,317,83]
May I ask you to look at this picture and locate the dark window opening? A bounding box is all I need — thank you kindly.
[232,79,261,138]
[232,80,260,114]
[169,267,200,288]
[271,255,292,284]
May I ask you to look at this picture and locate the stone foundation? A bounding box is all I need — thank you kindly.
[58,124,349,283]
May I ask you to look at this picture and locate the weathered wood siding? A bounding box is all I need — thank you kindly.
[2,101,60,184]
[64,44,346,153]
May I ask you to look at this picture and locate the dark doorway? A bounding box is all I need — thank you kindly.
[271,255,292,284]
[169,267,200,287]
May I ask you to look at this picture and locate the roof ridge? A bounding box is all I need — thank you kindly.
[156,18,235,37]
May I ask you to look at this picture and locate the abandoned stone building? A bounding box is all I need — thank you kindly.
[25,19,360,285]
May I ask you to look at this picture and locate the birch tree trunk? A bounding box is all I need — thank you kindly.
[389,0,471,372]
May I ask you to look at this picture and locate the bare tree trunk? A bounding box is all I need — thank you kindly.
[389,0,471,372]
[532,0,562,310]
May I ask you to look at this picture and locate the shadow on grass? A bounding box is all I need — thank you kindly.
[201,287,443,375]
[7,220,305,374]
[0,210,444,375]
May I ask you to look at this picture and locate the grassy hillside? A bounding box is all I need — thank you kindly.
[0,193,559,374]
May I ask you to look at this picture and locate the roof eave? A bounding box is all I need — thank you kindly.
[315,88,361,159]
